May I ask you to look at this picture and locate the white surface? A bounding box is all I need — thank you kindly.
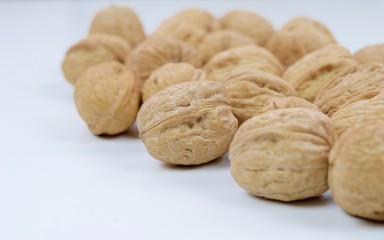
[1,1,384,239]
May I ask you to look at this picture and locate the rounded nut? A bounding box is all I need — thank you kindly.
[229,108,337,202]
[62,34,130,84]
[198,30,256,64]
[219,10,274,46]
[137,81,238,165]
[141,62,206,102]
[314,62,384,116]
[256,96,321,116]
[354,43,384,64]
[204,45,284,82]
[329,121,384,221]
[89,5,146,48]
[266,17,337,68]
[283,45,358,102]
[74,62,140,135]
[223,69,297,123]
[125,37,203,89]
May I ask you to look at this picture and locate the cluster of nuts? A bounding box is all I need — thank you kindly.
[62,5,384,222]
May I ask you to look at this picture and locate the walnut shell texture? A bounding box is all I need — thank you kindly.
[229,108,337,202]
[74,62,140,135]
[137,81,238,165]
[256,96,320,116]
[329,121,384,221]
[354,44,384,64]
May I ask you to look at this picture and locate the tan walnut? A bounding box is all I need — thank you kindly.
[74,62,140,135]
[354,43,384,64]
[256,96,321,116]
[137,81,238,165]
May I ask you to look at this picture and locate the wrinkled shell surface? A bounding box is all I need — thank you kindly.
[74,62,140,135]
[137,81,238,165]
[62,34,130,84]
[141,62,206,102]
[329,121,384,221]
[354,44,384,64]
[229,108,337,202]
[256,96,320,116]
[89,5,145,48]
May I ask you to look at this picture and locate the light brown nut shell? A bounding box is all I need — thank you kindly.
[89,5,145,48]
[74,62,140,135]
[331,92,384,135]
[125,37,203,89]
[223,69,297,123]
[204,45,284,82]
[314,62,384,116]
[256,96,320,116]
[354,44,384,64]
[198,30,256,64]
[266,17,337,68]
[62,34,131,84]
[141,62,206,102]
[283,45,358,102]
[219,10,274,46]
[137,81,238,165]
[229,108,337,202]
[329,121,384,221]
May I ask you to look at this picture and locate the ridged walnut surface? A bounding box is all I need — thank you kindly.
[256,96,320,116]
[354,44,384,64]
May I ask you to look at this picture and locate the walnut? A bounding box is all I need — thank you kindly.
[266,17,337,68]
[354,43,384,64]
[89,5,146,48]
[137,81,238,165]
[219,10,274,46]
[283,45,358,102]
[314,62,384,116]
[204,46,284,82]
[141,62,206,102]
[74,62,140,135]
[256,96,321,116]
[329,121,384,221]
[222,69,297,123]
[62,34,130,84]
[198,30,256,64]
[229,108,337,202]
[125,37,203,89]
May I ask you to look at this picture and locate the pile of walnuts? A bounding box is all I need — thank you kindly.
[62,5,384,222]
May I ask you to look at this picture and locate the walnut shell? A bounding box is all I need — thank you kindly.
[283,45,358,101]
[137,81,238,165]
[223,69,297,123]
[204,46,284,82]
[229,108,337,202]
[89,5,145,48]
[256,96,320,116]
[198,30,256,64]
[354,43,384,64]
[266,17,337,68]
[62,34,130,84]
[314,62,384,116]
[329,121,384,221]
[219,10,274,46]
[74,62,140,135]
[125,37,203,89]
[141,62,206,102]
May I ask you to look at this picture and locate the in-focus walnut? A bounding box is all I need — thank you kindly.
[223,69,297,123]
[331,92,384,135]
[314,62,384,116]
[204,45,284,82]
[229,108,337,202]
[219,10,274,46]
[198,30,256,64]
[256,96,320,116]
[141,62,206,102]
[137,81,238,165]
[354,43,384,64]
[62,34,130,84]
[329,121,384,221]
[89,5,145,48]
[266,17,337,68]
[74,62,140,135]
[125,37,203,89]
[283,45,358,102]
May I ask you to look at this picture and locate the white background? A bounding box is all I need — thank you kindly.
[1,1,384,239]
